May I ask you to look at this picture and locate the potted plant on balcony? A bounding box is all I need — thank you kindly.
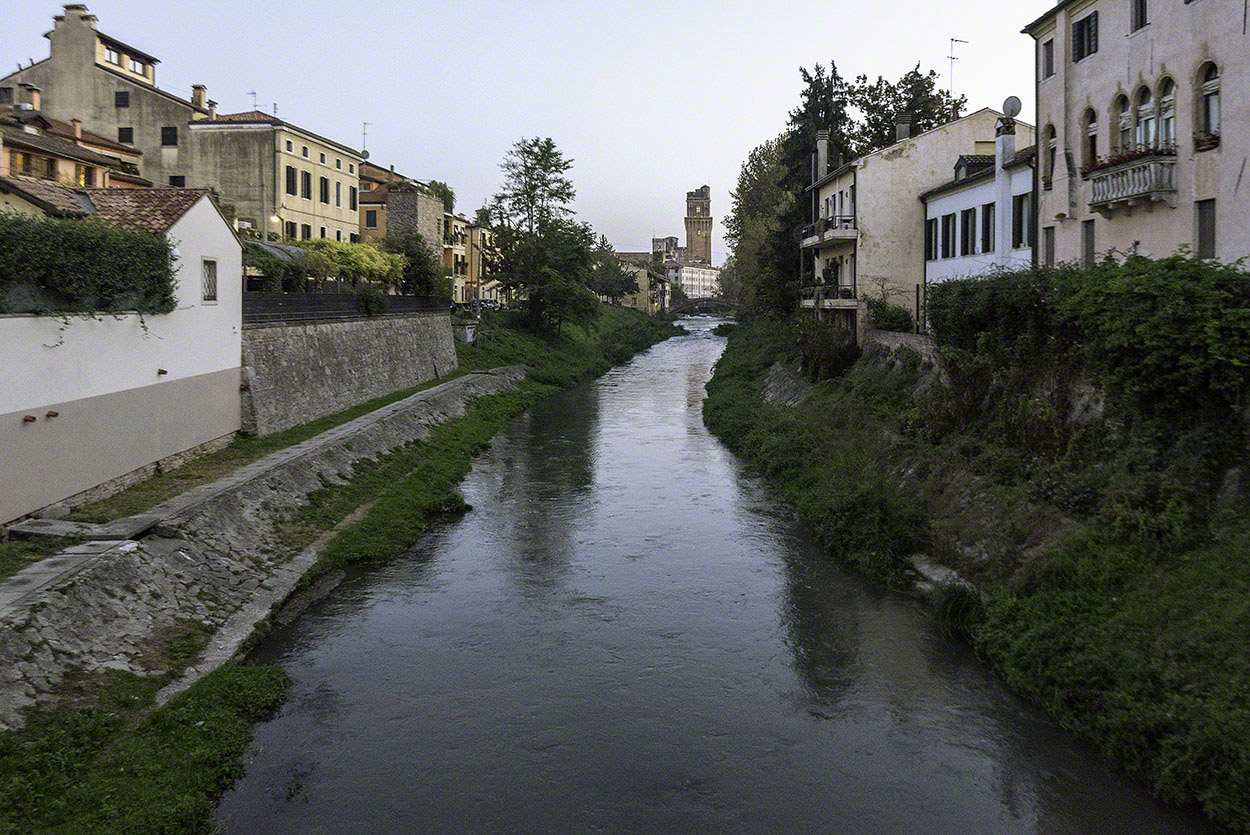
[1083,144,1178,177]
[1194,130,1221,152]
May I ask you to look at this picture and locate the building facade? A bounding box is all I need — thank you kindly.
[673,264,719,299]
[683,185,713,264]
[921,118,1036,285]
[444,212,470,302]
[801,109,1027,327]
[1024,0,1246,264]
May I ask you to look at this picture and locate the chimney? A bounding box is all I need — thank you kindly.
[207,99,217,119]
[191,84,206,110]
[895,113,913,143]
[815,129,830,180]
[70,117,82,139]
[17,83,41,111]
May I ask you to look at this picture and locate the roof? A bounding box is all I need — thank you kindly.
[1023,1,1078,35]
[44,117,138,155]
[107,170,154,187]
[0,175,90,216]
[93,63,206,113]
[95,32,161,65]
[918,145,1038,202]
[359,186,387,205]
[201,111,359,156]
[958,154,995,168]
[1009,145,1037,168]
[78,187,209,233]
[0,124,117,167]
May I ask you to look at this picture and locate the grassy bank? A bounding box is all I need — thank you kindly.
[704,317,1250,832]
[0,304,678,835]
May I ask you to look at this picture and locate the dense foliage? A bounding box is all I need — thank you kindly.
[242,238,438,296]
[0,212,176,315]
[589,236,640,303]
[382,232,450,298]
[864,297,914,333]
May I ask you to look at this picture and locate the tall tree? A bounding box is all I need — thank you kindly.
[426,180,456,214]
[847,65,967,153]
[487,137,597,332]
[589,235,640,304]
[723,138,794,318]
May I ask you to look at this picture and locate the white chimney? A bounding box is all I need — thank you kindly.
[895,113,913,143]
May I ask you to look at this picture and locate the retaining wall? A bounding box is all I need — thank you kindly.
[240,310,457,436]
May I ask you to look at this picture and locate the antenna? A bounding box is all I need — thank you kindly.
[272,102,278,116]
[948,38,969,99]
[362,121,372,151]
[247,90,258,109]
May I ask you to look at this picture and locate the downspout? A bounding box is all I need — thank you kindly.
[1032,35,1041,267]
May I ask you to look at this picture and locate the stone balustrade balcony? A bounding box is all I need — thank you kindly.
[1088,153,1177,215]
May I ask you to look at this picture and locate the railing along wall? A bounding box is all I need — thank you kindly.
[242,292,448,325]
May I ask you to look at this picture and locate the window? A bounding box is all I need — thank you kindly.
[981,202,996,252]
[168,175,185,187]
[300,223,312,240]
[78,165,96,187]
[161,126,178,146]
[1201,63,1221,137]
[349,163,355,174]
[1073,12,1098,62]
[301,170,312,199]
[1042,227,1055,266]
[349,186,357,211]
[319,153,326,164]
[1158,79,1175,148]
[1135,88,1155,149]
[284,221,297,239]
[335,181,342,207]
[941,213,956,258]
[336,230,342,241]
[1116,96,1132,151]
[115,91,130,108]
[1012,193,1033,249]
[128,58,145,74]
[105,47,119,65]
[960,208,977,256]
[319,176,330,204]
[319,226,326,239]
[924,218,938,261]
[285,140,293,152]
[1084,109,1098,167]
[1083,219,1096,267]
[1131,0,1148,31]
[201,259,218,302]
[1043,125,1057,187]
[1042,40,1055,78]
[286,165,297,195]
[350,233,360,243]
[0,88,11,105]
[43,158,56,180]
[1196,200,1216,259]
[118,126,134,144]
[335,158,342,170]
[301,145,309,158]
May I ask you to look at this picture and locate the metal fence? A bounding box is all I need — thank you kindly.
[242,292,448,325]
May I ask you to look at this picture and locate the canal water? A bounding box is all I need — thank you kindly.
[216,319,1214,834]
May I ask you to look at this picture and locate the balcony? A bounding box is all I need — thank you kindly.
[1088,152,1177,215]
[800,215,857,249]
[799,283,858,310]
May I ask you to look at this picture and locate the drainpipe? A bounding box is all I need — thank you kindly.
[1032,36,1041,267]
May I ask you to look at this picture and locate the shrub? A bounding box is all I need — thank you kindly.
[797,317,860,380]
[865,297,914,332]
[356,284,387,317]
[0,211,176,315]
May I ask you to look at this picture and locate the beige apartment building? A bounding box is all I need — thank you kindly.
[1024,0,1245,264]
[444,213,471,302]
[802,108,1029,328]
[2,5,360,241]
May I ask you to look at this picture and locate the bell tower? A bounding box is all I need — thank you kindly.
[684,185,712,264]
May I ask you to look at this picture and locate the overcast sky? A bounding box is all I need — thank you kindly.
[5,1,1054,263]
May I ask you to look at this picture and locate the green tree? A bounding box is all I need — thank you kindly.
[383,231,449,297]
[426,180,456,214]
[589,236,640,304]
[848,64,967,153]
[723,137,794,318]
[487,137,598,332]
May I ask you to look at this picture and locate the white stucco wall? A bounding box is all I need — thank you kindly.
[925,165,1035,283]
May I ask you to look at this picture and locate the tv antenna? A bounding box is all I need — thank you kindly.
[948,38,969,98]
[247,90,258,109]
[362,121,372,152]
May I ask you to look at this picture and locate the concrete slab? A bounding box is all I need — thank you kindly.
[6,518,99,539]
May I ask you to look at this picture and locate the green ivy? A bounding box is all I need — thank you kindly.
[0,212,176,315]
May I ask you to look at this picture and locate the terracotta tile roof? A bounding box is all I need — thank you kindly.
[0,176,89,216]
[0,124,117,167]
[43,117,137,155]
[958,154,995,168]
[359,185,387,204]
[78,187,209,233]
[210,109,282,124]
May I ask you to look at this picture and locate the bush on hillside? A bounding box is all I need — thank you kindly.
[865,297,914,332]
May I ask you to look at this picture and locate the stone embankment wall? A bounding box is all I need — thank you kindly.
[241,311,457,437]
[0,367,524,730]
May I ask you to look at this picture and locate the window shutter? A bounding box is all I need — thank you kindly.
[1089,12,1098,55]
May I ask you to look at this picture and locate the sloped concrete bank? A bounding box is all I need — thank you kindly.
[0,367,525,730]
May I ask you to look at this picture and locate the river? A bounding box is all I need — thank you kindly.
[216,318,1214,834]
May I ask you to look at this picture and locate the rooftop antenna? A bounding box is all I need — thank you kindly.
[247,90,258,109]
[272,102,278,116]
[948,38,969,99]
[362,121,372,152]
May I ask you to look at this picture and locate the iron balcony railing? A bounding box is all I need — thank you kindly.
[1088,153,1178,213]
[799,215,858,246]
[799,282,857,303]
[242,292,448,324]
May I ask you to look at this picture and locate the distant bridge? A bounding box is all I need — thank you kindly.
[670,297,736,316]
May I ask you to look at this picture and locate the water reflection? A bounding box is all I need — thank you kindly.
[217,319,1215,834]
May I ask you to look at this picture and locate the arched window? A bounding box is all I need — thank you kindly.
[1200,63,1221,136]
[1044,125,1057,186]
[1158,79,1176,148]
[1135,88,1156,149]
[1084,108,1098,167]
[1116,95,1132,152]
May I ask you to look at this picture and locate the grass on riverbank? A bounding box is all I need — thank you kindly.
[704,321,1250,832]
[0,304,678,835]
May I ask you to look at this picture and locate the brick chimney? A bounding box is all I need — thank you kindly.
[815,130,830,181]
[17,83,41,111]
[207,99,217,119]
[70,117,82,139]
[191,84,206,110]
[895,113,913,143]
